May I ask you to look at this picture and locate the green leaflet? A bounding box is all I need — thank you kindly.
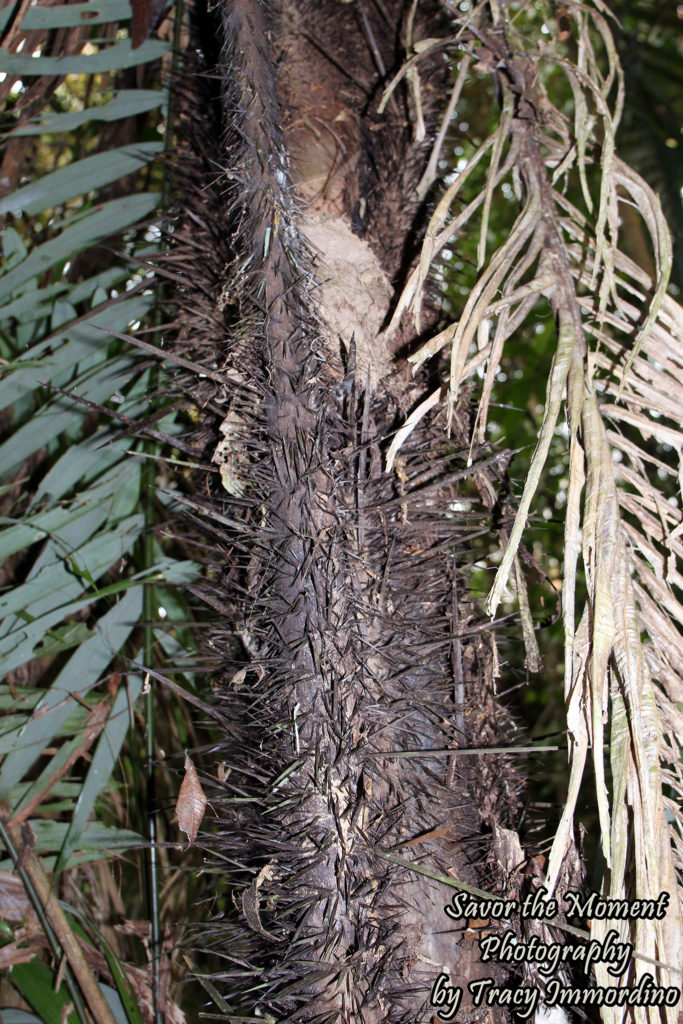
[0,9,189,1020]
[12,733,103,820]
[63,908,147,1024]
[0,820,143,862]
[0,0,132,33]
[0,552,144,751]
[54,673,144,876]
[0,512,143,624]
[0,38,169,76]
[0,194,159,306]
[0,352,140,474]
[0,1011,49,1024]
[0,589,143,788]
[7,91,164,138]
[0,295,154,408]
[10,959,79,1024]
[0,144,163,217]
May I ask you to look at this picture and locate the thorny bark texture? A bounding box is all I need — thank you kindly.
[173,0,525,1020]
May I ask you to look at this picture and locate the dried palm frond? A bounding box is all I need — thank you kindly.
[386,0,683,1014]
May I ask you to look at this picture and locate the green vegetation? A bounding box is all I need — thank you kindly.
[0,5,207,1021]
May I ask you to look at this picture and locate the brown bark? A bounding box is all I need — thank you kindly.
[172,1,524,1019]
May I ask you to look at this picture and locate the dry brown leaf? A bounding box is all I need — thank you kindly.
[0,869,32,922]
[0,937,44,969]
[176,752,207,846]
[241,862,277,939]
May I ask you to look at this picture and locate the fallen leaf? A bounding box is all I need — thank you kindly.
[176,752,207,845]
[0,869,31,921]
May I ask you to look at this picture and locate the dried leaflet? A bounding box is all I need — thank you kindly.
[383,1,683,1017]
[176,752,206,846]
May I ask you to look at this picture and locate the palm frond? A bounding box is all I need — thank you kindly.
[0,2,195,1021]
[386,0,683,1006]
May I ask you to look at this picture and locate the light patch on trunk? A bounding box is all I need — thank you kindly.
[213,216,394,493]
[303,213,394,394]
[213,410,246,496]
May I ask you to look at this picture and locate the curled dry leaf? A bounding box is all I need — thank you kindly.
[176,752,207,846]
[241,862,277,940]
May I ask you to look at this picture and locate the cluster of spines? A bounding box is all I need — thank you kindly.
[165,1,527,1020]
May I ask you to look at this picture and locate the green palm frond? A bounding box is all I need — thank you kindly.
[0,2,196,1020]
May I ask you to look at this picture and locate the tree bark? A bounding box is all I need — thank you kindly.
[174,1,523,1019]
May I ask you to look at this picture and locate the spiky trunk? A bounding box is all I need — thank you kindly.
[173,0,523,1019]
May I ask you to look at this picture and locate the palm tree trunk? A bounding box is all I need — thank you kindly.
[175,1,522,1019]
